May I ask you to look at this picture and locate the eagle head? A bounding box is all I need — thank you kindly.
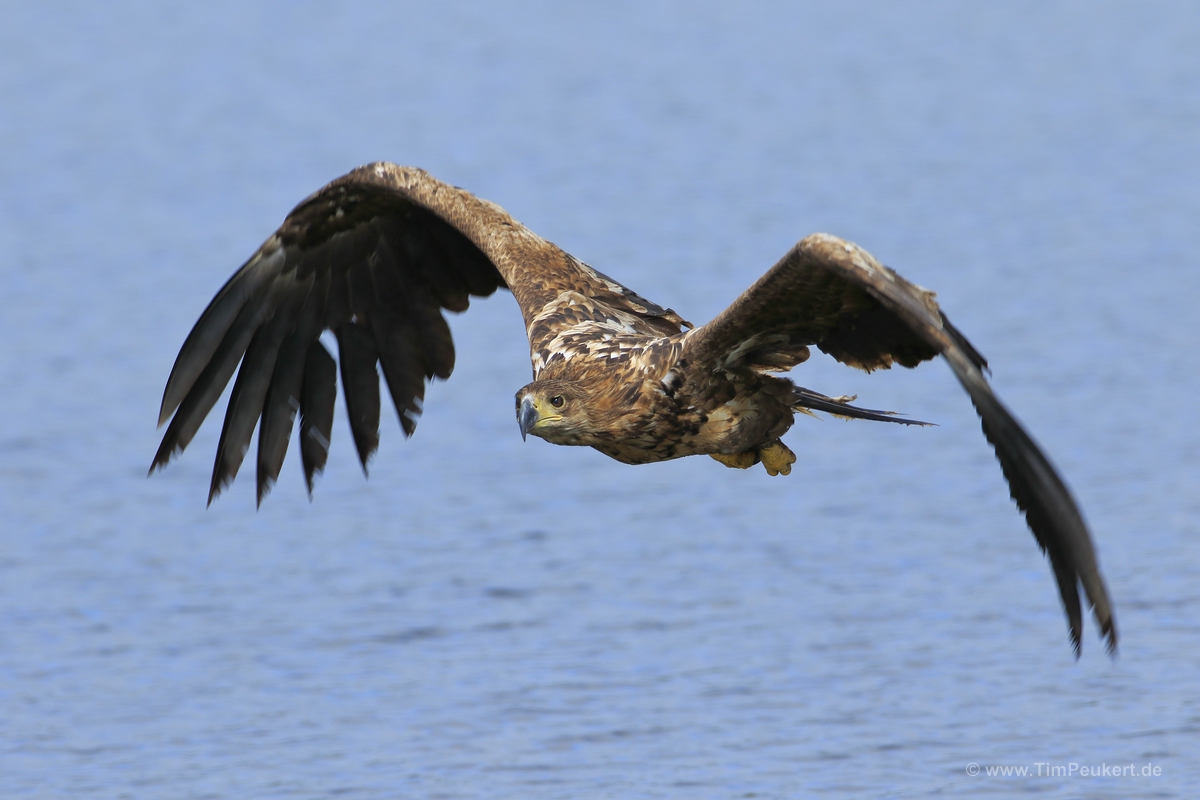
[516,379,593,445]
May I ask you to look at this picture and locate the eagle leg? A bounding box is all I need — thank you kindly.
[759,441,796,476]
[709,441,796,476]
[710,451,759,470]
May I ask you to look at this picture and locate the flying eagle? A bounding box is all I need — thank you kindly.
[151,163,1116,657]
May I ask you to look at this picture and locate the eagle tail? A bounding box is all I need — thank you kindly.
[792,386,933,426]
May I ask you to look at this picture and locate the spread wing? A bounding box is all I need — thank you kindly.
[151,163,683,504]
[683,233,1116,657]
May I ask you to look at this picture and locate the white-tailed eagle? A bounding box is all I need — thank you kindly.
[151,163,1116,657]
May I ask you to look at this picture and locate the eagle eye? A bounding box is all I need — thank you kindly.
[549,395,565,408]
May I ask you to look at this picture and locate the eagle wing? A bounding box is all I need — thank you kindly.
[682,233,1116,656]
[151,163,684,504]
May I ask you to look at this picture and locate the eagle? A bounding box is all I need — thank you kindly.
[151,162,1116,657]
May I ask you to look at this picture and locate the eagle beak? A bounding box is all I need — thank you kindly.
[518,396,540,441]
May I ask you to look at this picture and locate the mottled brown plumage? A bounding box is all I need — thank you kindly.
[152,163,1116,657]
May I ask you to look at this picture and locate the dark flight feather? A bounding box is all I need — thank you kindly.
[944,347,1115,655]
[299,341,337,494]
[256,271,328,505]
[157,249,285,426]
[334,322,382,471]
[208,273,314,504]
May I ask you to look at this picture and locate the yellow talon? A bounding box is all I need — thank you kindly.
[759,441,796,476]
[710,451,758,470]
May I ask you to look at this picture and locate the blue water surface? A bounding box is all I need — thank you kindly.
[2,2,1198,797]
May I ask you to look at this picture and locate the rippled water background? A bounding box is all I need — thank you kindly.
[3,2,1198,797]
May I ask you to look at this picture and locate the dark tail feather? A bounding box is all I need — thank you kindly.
[792,386,933,426]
